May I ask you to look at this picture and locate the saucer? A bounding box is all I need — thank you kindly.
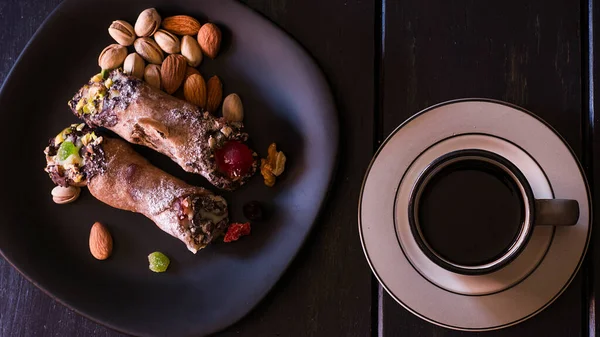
[358,99,591,331]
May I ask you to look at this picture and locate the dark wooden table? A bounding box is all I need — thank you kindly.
[1,0,598,336]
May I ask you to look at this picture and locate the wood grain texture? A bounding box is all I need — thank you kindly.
[0,0,591,336]
[589,0,598,335]
[379,0,584,336]
[0,0,374,336]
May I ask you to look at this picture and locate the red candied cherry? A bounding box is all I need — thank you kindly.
[223,222,251,243]
[215,141,254,178]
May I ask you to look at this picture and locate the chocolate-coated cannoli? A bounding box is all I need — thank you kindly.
[68,70,257,191]
[44,124,228,253]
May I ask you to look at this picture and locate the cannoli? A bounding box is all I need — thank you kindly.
[68,70,257,191]
[44,124,228,253]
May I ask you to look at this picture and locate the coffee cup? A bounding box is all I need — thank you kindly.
[408,149,579,275]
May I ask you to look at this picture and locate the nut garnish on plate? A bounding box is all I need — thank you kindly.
[223,93,243,122]
[144,64,161,89]
[197,23,222,59]
[183,73,207,108]
[108,20,135,46]
[89,222,113,260]
[185,66,200,79]
[123,53,145,79]
[162,15,201,36]
[260,143,286,187]
[51,185,81,204]
[98,44,127,70]
[154,29,181,54]
[206,75,223,113]
[134,8,161,37]
[134,37,164,64]
[181,35,203,67]
[161,54,187,94]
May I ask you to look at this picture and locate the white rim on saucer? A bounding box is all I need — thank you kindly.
[358,99,591,331]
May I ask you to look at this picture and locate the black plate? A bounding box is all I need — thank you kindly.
[0,0,337,336]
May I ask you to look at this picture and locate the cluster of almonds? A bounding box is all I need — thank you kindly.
[98,8,243,119]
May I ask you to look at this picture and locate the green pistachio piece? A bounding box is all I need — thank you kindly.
[76,123,86,131]
[148,252,170,273]
[75,99,86,112]
[63,153,83,166]
[101,69,109,79]
[91,73,103,83]
[57,141,78,161]
[82,102,96,114]
[104,78,113,88]
[81,133,93,146]
[54,133,65,146]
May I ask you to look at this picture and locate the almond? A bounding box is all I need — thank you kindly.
[162,15,202,36]
[206,75,223,113]
[185,66,200,79]
[161,54,187,94]
[197,23,221,59]
[89,222,113,260]
[183,74,207,108]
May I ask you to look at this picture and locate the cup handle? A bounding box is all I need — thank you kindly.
[534,199,579,226]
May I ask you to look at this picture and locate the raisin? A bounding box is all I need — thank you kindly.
[243,201,263,221]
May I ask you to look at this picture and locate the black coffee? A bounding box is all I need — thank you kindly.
[416,159,524,266]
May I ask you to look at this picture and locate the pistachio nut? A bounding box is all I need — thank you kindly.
[181,35,203,67]
[108,20,135,46]
[98,44,127,70]
[222,93,244,122]
[144,64,161,90]
[51,185,81,204]
[134,8,161,37]
[154,29,180,54]
[134,37,164,64]
[123,53,145,79]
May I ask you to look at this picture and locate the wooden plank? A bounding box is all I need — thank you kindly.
[588,0,598,336]
[0,0,375,336]
[379,0,583,336]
